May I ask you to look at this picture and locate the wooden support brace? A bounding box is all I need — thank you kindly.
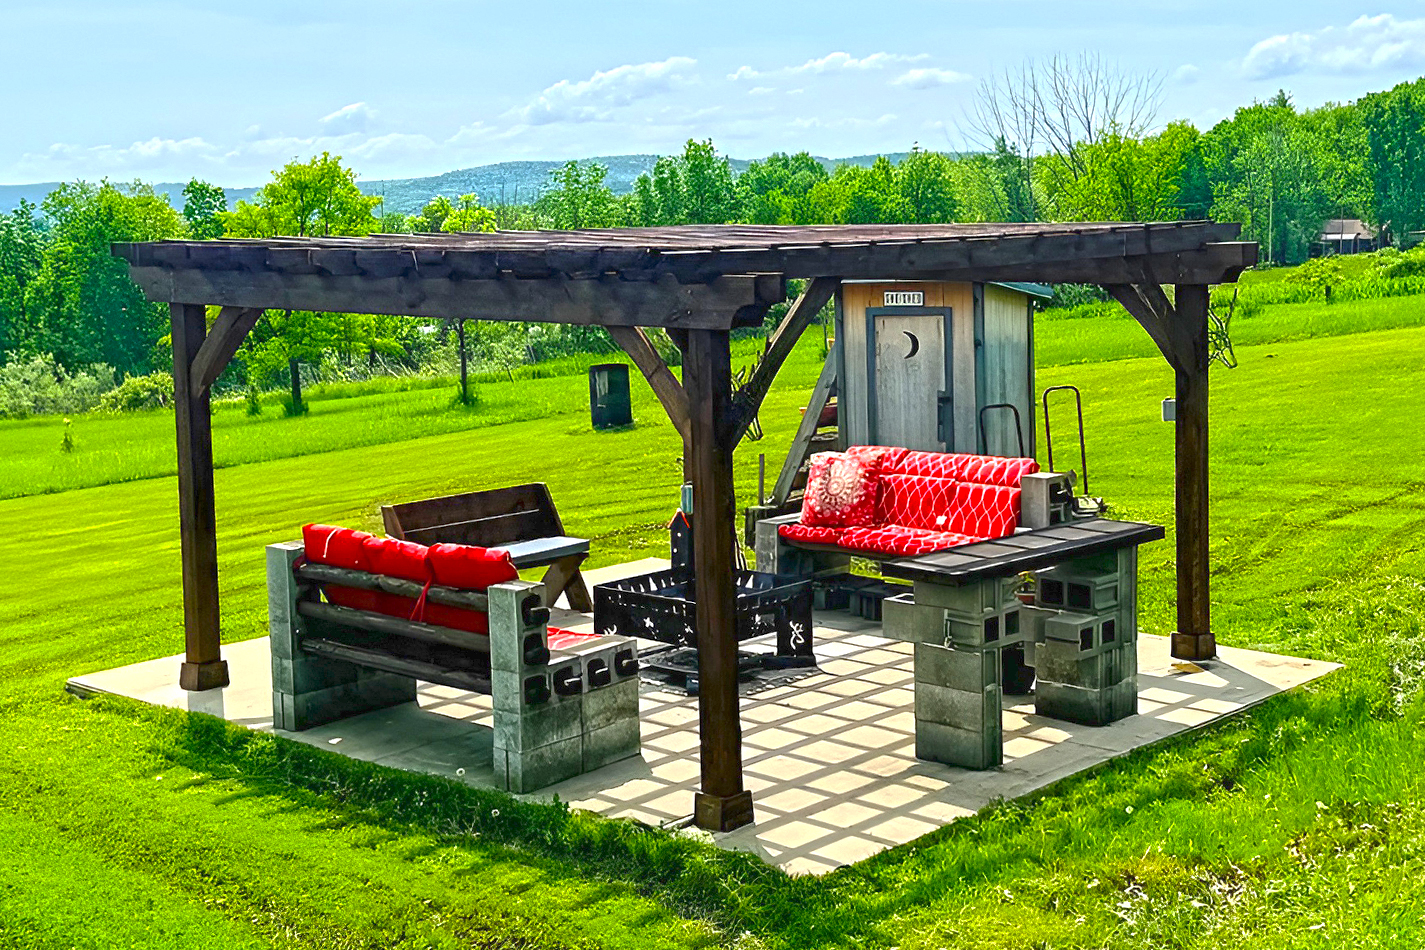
[728,276,840,444]
[192,307,264,394]
[1103,284,1183,373]
[607,325,690,440]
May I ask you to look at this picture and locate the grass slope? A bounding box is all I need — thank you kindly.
[3,317,1425,947]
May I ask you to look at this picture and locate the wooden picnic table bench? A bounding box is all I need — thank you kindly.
[382,483,593,612]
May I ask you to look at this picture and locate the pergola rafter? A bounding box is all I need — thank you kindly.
[112,220,1256,831]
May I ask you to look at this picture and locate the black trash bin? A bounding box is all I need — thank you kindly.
[589,363,632,429]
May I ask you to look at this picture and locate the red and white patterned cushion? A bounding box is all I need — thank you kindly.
[958,454,1040,487]
[945,483,1022,539]
[778,522,848,546]
[877,473,959,531]
[837,524,981,557]
[886,450,964,480]
[800,451,878,527]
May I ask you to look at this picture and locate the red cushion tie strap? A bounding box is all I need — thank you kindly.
[409,578,434,623]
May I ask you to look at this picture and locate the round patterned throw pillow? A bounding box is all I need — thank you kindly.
[800,451,877,527]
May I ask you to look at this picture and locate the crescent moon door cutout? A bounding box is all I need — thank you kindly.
[873,311,948,451]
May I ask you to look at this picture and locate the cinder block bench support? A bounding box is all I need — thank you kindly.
[267,541,417,731]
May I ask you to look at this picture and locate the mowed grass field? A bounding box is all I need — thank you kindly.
[3,301,1425,947]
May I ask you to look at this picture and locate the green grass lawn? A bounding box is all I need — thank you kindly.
[3,300,1425,947]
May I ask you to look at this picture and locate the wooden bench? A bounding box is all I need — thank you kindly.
[382,483,593,612]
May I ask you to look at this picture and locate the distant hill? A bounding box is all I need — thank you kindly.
[0,151,924,215]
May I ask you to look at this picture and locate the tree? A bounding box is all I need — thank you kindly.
[0,201,44,360]
[535,162,621,228]
[181,179,227,240]
[25,180,185,376]
[222,154,383,411]
[626,139,742,225]
[896,147,958,223]
[738,151,828,224]
[1360,78,1425,244]
[1046,121,1201,222]
[440,194,498,233]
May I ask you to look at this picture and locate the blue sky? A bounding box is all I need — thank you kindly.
[6,0,1425,186]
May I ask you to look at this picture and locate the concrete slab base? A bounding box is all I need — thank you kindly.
[66,558,1338,877]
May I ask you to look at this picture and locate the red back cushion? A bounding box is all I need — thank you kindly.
[958,455,1039,487]
[361,536,432,583]
[800,452,878,527]
[945,483,1022,539]
[302,524,374,571]
[428,543,518,591]
[877,473,960,531]
[886,450,964,480]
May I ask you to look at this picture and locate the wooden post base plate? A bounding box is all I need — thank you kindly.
[180,659,230,692]
[1170,632,1216,662]
[693,789,755,832]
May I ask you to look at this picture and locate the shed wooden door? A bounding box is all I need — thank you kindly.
[871,310,950,451]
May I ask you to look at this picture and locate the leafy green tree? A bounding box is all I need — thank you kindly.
[809,158,910,224]
[0,201,45,360]
[739,152,829,224]
[222,154,384,411]
[535,162,621,228]
[896,147,958,223]
[627,139,742,225]
[1046,122,1201,222]
[181,179,227,240]
[414,195,453,233]
[1359,77,1425,244]
[25,181,185,375]
[440,194,498,233]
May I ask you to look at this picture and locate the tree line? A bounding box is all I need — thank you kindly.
[2,64,1423,408]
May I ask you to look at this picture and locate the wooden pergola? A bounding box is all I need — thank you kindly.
[113,221,1255,832]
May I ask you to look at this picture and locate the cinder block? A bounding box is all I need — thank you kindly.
[582,719,641,772]
[272,690,296,731]
[581,678,639,733]
[912,577,1014,616]
[914,681,1000,730]
[882,594,949,645]
[1106,677,1138,721]
[1019,604,1055,646]
[947,608,1025,650]
[1036,681,1110,726]
[1043,610,1110,654]
[914,641,999,692]
[266,542,306,660]
[487,580,546,673]
[495,734,583,793]
[494,695,584,752]
[490,669,552,713]
[914,719,1002,770]
[1037,639,1112,688]
[1037,567,1120,613]
[290,674,416,730]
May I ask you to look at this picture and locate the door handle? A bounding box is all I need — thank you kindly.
[936,391,952,444]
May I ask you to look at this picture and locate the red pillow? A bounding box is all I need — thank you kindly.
[361,536,432,583]
[800,451,878,527]
[302,524,374,571]
[428,542,518,591]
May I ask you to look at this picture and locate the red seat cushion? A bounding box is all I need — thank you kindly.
[428,543,518,591]
[945,483,1022,540]
[800,452,879,527]
[837,524,981,558]
[778,523,848,546]
[547,628,602,650]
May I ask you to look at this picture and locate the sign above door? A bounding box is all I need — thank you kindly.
[883,290,925,307]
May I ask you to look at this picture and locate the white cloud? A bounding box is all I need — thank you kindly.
[319,101,375,133]
[728,65,758,81]
[510,57,697,125]
[891,67,971,89]
[748,86,774,96]
[1242,14,1425,79]
[790,51,928,74]
[1173,64,1201,84]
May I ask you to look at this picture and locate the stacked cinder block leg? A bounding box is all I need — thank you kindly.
[488,580,586,793]
[488,580,643,792]
[883,576,1027,770]
[266,541,417,731]
[1030,550,1138,726]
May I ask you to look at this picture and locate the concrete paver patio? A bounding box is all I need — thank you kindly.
[68,559,1338,875]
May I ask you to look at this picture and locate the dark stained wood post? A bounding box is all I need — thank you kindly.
[1172,285,1214,660]
[683,328,754,832]
[171,303,229,691]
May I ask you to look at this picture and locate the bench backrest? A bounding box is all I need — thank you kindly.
[382,483,564,549]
